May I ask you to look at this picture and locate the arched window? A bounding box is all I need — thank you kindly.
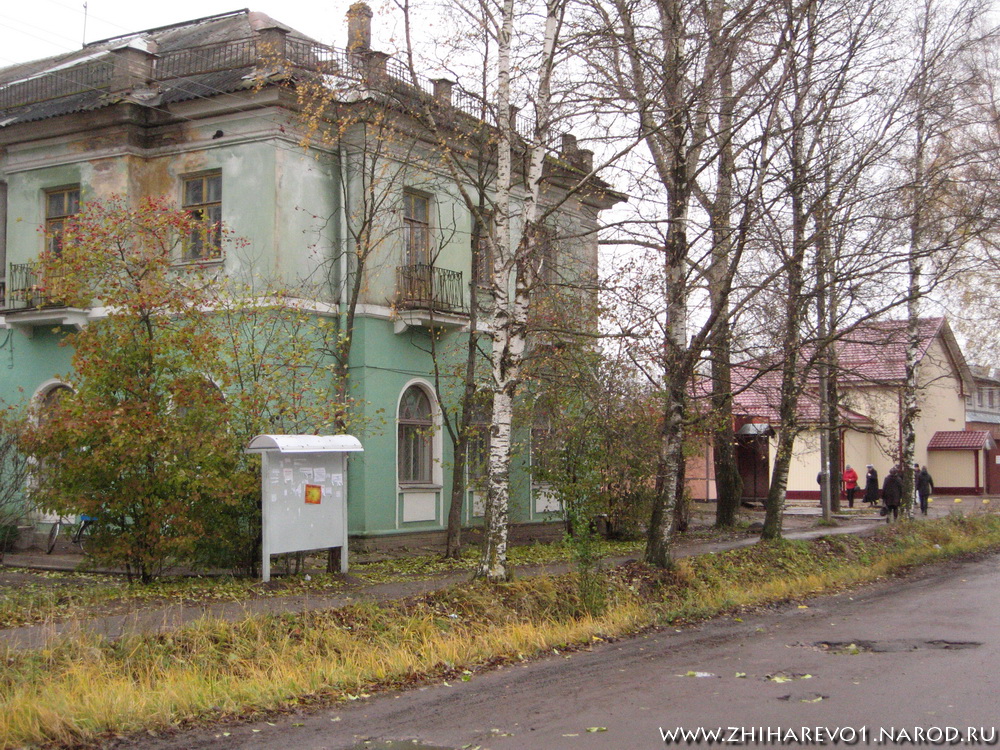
[173,376,225,421]
[398,385,433,484]
[37,384,73,425]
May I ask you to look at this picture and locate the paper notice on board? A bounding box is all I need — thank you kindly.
[283,468,294,483]
[331,473,343,486]
[302,468,314,481]
[269,470,280,484]
[314,467,327,482]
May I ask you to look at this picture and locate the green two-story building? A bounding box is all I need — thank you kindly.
[0,4,621,548]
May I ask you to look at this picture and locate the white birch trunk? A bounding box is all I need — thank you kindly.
[477,0,561,581]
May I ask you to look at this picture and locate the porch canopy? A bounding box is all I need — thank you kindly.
[736,423,774,437]
[927,430,995,451]
[926,430,994,496]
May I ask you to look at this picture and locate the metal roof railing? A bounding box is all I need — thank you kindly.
[0,59,114,110]
[0,35,541,141]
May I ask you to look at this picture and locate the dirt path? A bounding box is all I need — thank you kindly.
[0,514,884,650]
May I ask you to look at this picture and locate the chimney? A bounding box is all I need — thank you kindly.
[109,43,156,93]
[508,104,520,130]
[364,50,390,79]
[347,2,373,52]
[432,77,454,105]
[575,148,594,173]
[255,24,289,65]
[561,133,578,158]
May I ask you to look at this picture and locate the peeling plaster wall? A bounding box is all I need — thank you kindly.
[0,87,609,538]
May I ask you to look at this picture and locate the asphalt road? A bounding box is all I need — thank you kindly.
[116,552,1000,750]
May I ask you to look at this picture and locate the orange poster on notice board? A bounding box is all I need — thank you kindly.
[305,484,322,504]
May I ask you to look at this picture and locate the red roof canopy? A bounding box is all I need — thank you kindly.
[927,430,994,451]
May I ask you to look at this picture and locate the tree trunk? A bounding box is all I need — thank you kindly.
[710,43,742,528]
[477,0,561,581]
[645,381,685,567]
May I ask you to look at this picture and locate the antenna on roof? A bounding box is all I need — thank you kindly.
[82,2,88,47]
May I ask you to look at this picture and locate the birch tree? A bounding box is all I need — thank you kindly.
[467,0,562,580]
[897,0,999,513]
[397,0,621,579]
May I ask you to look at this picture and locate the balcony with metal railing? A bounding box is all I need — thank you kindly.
[5,263,51,311]
[394,264,467,332]
[2,262,91,334]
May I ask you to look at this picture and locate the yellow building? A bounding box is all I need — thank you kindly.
[689,318,990,502]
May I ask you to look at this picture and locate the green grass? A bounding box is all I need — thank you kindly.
[2,515,1000,749]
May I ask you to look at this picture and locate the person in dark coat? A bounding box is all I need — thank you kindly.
[864,465,880,506]
[882,466,904,523]
[916,464,934,516]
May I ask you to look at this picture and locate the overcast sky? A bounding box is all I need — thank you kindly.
[0,0,411,69]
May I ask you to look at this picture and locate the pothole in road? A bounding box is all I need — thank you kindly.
[352,742,453,750]
[814,639,982,654]
[778,692,829,703]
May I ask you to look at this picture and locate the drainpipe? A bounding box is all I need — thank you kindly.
[338,148,350,324]
[706,443,710,503]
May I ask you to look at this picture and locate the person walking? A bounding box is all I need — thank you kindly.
[843,465,859,508]
[916,464,934,516]
[882,466,904,523]
[864,465,880,507]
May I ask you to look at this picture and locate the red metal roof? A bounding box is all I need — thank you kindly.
[835,318,943,384]
[722,364,872,425]
[927,430,994,451]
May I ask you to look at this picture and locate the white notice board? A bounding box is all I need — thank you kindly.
[247,434,361,582]
[262,451,347,555]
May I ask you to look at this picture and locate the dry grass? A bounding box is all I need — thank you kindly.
[2,514,999,749]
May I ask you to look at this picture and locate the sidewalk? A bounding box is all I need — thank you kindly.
[0,511,902,651]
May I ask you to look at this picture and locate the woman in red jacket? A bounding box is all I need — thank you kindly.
[842,465,859,508]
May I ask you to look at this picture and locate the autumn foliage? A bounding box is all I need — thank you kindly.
[21,198,252,582]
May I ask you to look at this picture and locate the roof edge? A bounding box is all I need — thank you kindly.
[85,9,251,48]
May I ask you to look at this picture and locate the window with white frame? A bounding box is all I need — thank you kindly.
[174,376,225,421]
[466,390,492,487]
[398,385,434,484]
[535,223,558,286]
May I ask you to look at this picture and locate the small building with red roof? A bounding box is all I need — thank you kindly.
[688,317,990,502]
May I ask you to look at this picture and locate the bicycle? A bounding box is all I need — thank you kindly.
[45,515,97,554]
